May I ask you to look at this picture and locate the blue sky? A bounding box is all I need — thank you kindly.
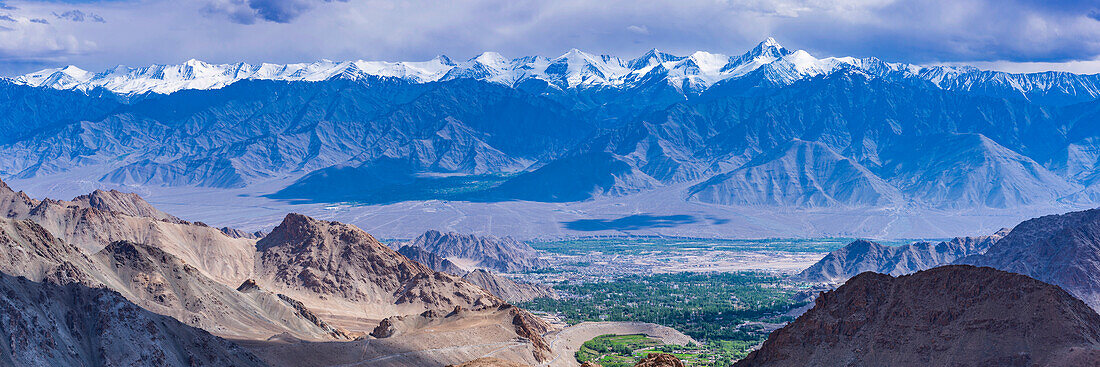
[0,0,1098,76]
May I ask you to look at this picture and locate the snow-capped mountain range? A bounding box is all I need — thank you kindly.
[4,36,1100,234]
[11,38,1100,103]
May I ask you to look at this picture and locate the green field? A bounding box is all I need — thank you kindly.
[522,272,808,365]
[575,333,765,367]
[576,334,665,367]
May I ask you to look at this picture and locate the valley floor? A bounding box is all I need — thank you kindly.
[9,174,1082,240]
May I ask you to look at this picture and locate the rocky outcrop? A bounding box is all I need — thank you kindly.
[0,179,37,219]
[634,353,685,367]
[462,269,555,303]
[409,230,548,273]
[958,208,1100,311]
[0,272,268,367]
[796,230,1006,283]
[505,304,553,362]
[736,265,1100,366]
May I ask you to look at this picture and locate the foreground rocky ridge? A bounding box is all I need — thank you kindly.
[0,184,351,341]
[738,265,1100,366]
[0,178,557,365]
[958,208,1100,311]
[0,272,268,367]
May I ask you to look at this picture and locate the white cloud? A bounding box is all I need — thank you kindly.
[0,0,1098,76]
[626,25,649,35]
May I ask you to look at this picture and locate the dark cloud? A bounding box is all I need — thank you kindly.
[1089,9,1100,22]
[204,0,347,24]
[772,0,1100,63]
[53,10,106,23]
[29,18,49,24]
[0,2,15,11]
[0,14,13,22]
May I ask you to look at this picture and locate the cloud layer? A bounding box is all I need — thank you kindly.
[0,0,1098,76]
[203,0,348,24]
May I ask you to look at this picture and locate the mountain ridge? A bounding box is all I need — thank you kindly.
[10,39,1100,105]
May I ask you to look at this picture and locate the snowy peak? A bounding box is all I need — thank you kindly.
[8,37,1100,102]
[754,37,787,58]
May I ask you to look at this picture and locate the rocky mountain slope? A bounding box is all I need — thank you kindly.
[245,304,553,366]
[398,245,464,275]
[795,230,1006,283]
[958,208,1100,311]
[0,195,348,341]
[461,269,555,303]
[0,272,268,367]
[687,139,903,207]
[407,229,547,272]
[407,230,548,273]
[737,266,1100,366]
[70,188,183,222]
[0,178,558,365]
[256,213,501,319]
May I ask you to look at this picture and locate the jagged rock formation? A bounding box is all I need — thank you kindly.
[796,230,1006,283]
[220,226,265,239]
[446,357,531,367]
[398,245,464,275]
[409,230,548,273]
[70,189,183,222]
[0,272,268,367]
[255,213,501,319]
[958,208,1100,311]
[634,353,685,367]
[736,266,1100,366]
[462,269,555,303]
